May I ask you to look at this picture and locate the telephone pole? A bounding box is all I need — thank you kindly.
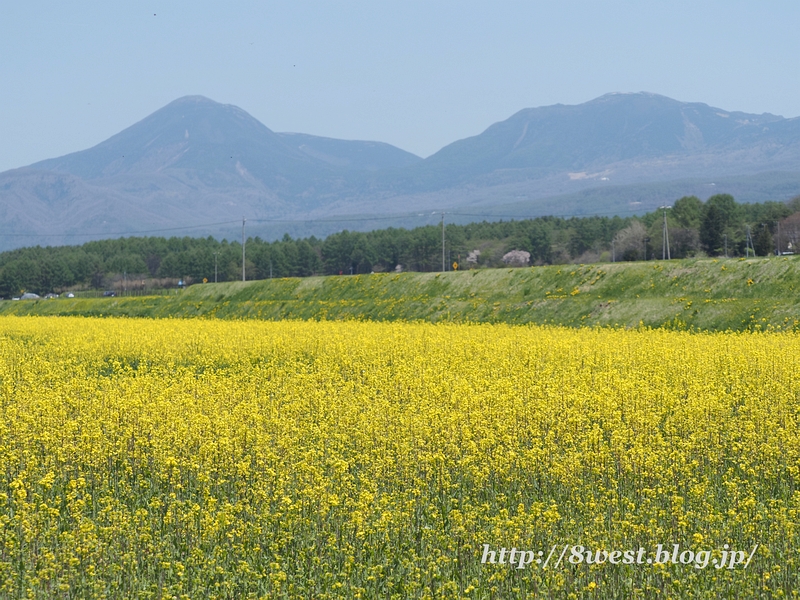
[746,225,754,257]
[213,252,218,283]
[241,218,246,282]
[441,212,446,272]
[661,205,671,260]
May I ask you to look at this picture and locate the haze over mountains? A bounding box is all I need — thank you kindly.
[1,92,800,250]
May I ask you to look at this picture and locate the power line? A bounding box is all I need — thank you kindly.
[746,225,755,257]
[0,205,659,240]
[249,213,427,224]
[0,220,242,238]
[448,207,654,220]
[0,215,425,238]
[441,212,445,272]
[247,205,655,226]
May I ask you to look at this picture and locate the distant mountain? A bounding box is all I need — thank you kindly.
[29,96,421,198]
[32,96,421,181]
[1,92,799,250]
[0,96,423,248]
[388,92,800,191]
[276,132,421,171]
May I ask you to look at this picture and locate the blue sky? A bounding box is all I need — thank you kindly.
[2,1,799,172]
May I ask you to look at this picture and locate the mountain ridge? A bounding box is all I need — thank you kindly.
[1,92,799,250]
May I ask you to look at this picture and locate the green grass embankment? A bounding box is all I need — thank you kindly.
[2,256,800,330]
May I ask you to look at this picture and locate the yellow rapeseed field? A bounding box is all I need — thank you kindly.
[0,316,797,598]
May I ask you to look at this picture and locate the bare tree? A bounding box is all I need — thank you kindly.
[612,221,647,261]
[502,250,531,267]
[779,212,800,254]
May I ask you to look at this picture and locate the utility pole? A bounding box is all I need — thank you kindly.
[746,225,754,257]
[269,259,273,279]
[241,217,246,282]
[213,252,218,283]
[612,240,615,263]
[441,212,446,272]
[724,234,728,258]
[661,206,671,260]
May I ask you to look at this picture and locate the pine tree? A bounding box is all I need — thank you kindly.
[700,204,725,255]
[753,225,774,257]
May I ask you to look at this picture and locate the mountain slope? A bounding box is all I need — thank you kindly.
[1,92,799,251]
[32,96,421,182]
[395,93,800,191]
[31,96,299,179]
[277,132,421,171]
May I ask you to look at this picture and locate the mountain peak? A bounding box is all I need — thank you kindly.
[417,92,797,189]
[589,91,683,106]
[3,92,799,252]
[162,95,245,114]
[597,91,669,98]
[28,95,283,179]
[166,95,219,105]
[24,96,421,184]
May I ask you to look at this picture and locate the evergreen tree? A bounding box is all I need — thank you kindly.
[753,224,774,257]
[700,203,725,255]
[672,196,703,229]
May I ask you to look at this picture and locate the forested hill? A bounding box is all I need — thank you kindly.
[0,193,797,298]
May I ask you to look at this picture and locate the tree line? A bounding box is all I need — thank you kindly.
[1,194,798,297]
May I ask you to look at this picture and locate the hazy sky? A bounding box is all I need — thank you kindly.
[2,1,799,172]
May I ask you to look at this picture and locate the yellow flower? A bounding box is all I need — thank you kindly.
[0,315,792,596]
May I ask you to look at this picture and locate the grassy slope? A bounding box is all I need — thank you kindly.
[2,256,799,330]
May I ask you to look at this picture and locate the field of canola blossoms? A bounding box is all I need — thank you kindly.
[0,316,798,598]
